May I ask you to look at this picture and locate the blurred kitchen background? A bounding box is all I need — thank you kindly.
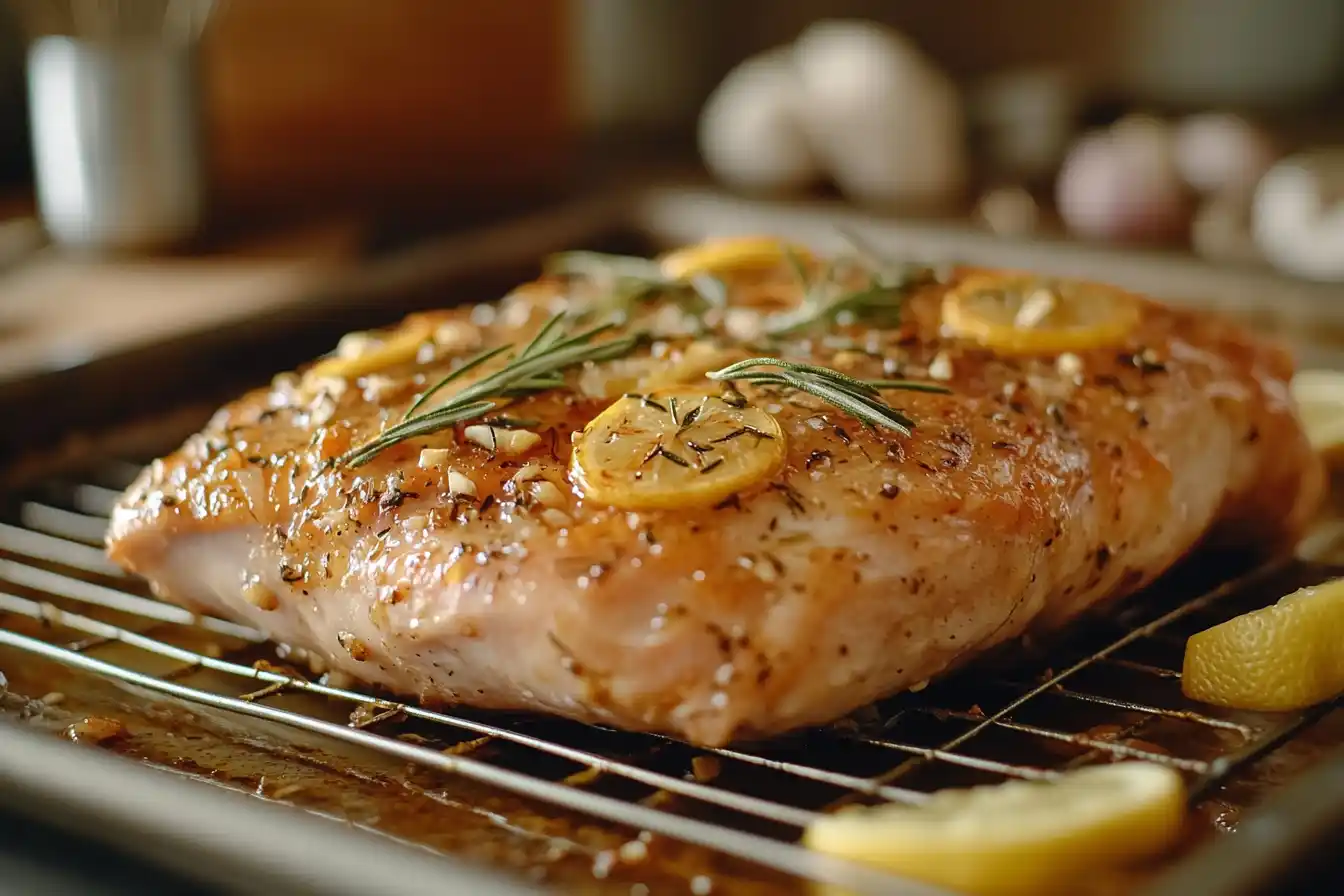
[2,0,1344,413]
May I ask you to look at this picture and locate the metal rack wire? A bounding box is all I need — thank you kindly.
[0,450,1338,894]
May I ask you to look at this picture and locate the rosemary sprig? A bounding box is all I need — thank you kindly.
[544,250,726,321]
[765,229,937,337]
[707,357,949,436]
[338,314,643,467]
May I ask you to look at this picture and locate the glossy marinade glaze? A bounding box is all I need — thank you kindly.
[106,243,1323,745]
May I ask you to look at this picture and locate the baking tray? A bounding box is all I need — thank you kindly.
[3,184,1344,895]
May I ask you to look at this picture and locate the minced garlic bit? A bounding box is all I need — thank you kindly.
[464,424,542,456]
[361,374,397,401]
[446,469,478,497]
[419,448,453,470]
[1056,352,1084,378]
[241,580,279,611]
[617,839,649,864]
[511,461,546,483]
[432,320,482,354]
[528,480,567,507]
[1014,286,1058,328]
[540,508,573,528]
[509,463,567,507]
[927,352,954,381]
[338,631,371,662]
[336,331,374,358]
[306,375,348,400]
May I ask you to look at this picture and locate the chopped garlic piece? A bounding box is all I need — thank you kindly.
[511,462,545,484]
[464,425,541,456]
[540,508,573,528]
[432,320,482,353]
[528,480,567,507]
[338,631,371,662]
[336,331,374,358]
[1056,352,1084,378]
[447,469,478,497]
[1014,287,1058,328]
[927,352,954,381]
[361,374,397,401]
[419,448,453,470]
[241,581,278,611]
[306,376,348,400]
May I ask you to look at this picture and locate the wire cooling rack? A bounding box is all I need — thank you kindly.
[1,448,1339,894]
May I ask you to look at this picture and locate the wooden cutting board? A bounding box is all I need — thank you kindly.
[0,219,362,386]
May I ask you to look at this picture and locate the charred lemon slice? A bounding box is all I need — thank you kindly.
[659,236,814,281]
[942,273,1142,355]
[1291,369,1344,462]
[572,388,786,511]
[804,762,1185,896]
[1182,578,1344,712]
[306,318,434,382]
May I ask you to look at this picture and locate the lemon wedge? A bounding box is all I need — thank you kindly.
[572,388,786,511]
[1291,369,1344,462]
[306,319,434,382]
[804,763,1186,896]
[1182,578,1344,712]
[659,236,814,281]
[942,273,1142,355]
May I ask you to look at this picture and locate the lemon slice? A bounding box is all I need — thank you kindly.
[306,319,434,382]
[942,273,1142,355]
[1182,578,1344,712]
[804,762,1186,896]
[659,236,814,281]
[572,388,786,511]
[1291,369,1344,461]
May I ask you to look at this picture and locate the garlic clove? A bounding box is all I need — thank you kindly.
[698,48,819,195]
[1252,152,1344,282]
[792,20,966,211]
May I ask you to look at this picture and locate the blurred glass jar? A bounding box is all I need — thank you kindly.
[11,0,216,252]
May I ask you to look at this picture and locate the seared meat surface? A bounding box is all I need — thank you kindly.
[107,243,1322,745]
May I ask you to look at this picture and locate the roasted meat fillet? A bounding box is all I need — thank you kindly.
[107,240,1323,746]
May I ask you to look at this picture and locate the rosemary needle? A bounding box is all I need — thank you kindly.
[338,314,643,467]
[707,357,949,436]
[766,228,937,337]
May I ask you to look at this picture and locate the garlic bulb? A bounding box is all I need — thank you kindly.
[697,48,819,195]
[1056,117,1189,244]
[1252,152,1344,281]
[791,20,965,211]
